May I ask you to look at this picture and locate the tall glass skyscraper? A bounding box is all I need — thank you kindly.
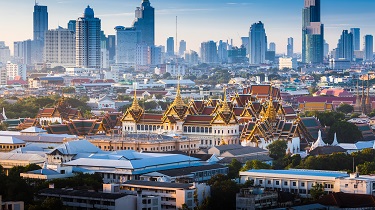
[133,0,155,47]
[249,21,267,65]
[33,3,48,42]
[335,30,353,61]
[166,37,174,57]
[76,6,101,68]
[200,41,218,64]
[364,35,373,62]
[287,37,294,57]
[350,28,360,51]
[302,0,324,64]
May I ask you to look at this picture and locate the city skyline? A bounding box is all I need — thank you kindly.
[1,0,375,54]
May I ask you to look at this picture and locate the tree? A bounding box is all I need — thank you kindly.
[241,160,271,171]
[162,72,171,79]
[310,183,325,200]
[317,112,345,127]
[336,103,354,114]
[328,121,362,144]
[228,159,242,179]
[266,140,287,160]
[207,174,239,210]
[357,162,375,175]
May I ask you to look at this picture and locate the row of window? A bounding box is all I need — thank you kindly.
[259,180,334,189]
[0,144,25,149]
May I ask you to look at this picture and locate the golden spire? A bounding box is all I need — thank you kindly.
[220,87,231,113]
[130,89,142,112]
[265,84,276,122]
[172,77,186,109]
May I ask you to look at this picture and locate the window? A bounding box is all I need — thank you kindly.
[301,183,305,187]
[345,184,348,188]
[267,180,271,184]
[354,184,358,188]
[293,182,296,186]
[276,181,280,185]
[284,181,288,186]
[259,180,263,184]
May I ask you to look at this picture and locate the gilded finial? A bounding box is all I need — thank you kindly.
[220,87,231,113]
[130,89,142,112]
[172,76,186,108]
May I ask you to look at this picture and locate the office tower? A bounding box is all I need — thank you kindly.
[269,42,276,52]
[185,50,199,66]
[324,40,329,58]
[241,37,250,56]
[68,20,76,33]
[132,0,155,47]
[179,40,186,56]
[150,46,162,65]
[15,40,32,65]
[249,21,267,64]
[200,41,218,64]
[115,26,140,65]
[350,28,360,51]
[0,64,6,86]
[107,35,116,61]
[33,3,48,41]
[218,40,228,64]
[335,30,353,61]
[0,42,10,64]
[76,6,101,68]
[364,35,373,61]
[100,31,109,68]
[287,37,294,57]
[302,0,324,64]
[44,27,76,67]
[135,44,150,69]
[166,37,174,57]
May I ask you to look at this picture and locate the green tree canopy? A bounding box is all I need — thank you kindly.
[310,183,325,200]
[228,159,242,179]
[266,140,287,160]
[336,103,354,114]
[328,121,362,144]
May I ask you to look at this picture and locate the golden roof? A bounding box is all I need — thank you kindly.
[171,80,186,109]
[220,87,231,113]
[130,89,143,112]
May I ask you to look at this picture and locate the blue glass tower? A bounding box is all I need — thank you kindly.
[133,0,155,47]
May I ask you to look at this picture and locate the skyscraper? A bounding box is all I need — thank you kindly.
[200,41,218,64]
[249,21,267,64]
[350,28,360,51]
[241,37,250,56]
[179,40,186,56]
[76,6,101,68]
[132,0,155,47]
[166,37,174,57]
[269,42,276,52]
[287,37,294,57]
[335,30,353,61]
[33,3,48,42]
[68,20,76,33]
[107,35,116,61]
[218,40,228,64]
[115,26,140,65]
[302,0,324,64]
[364,35,373,62]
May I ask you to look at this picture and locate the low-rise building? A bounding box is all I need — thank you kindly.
[0,195,24,210]
[236,187,278,210]
[0,136,26,152]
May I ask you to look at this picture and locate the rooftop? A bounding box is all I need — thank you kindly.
[39,188,128,200]
[242,169,349,178]
[123,180,193,190]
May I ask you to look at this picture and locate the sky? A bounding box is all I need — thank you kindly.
[1,0,375,54]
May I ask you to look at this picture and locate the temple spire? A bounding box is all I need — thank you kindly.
[130,89,142,112]
[220,87,231,113]
[332,132,339,146]
[2,107,7,120]
[171,76,186,109]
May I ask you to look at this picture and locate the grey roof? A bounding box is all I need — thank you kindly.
[0,136,25,144]
[39,188,129,200]
[309,146,346,156]
[218,155,273,164]
[221,147,268,157]
[0,152,45,162]
[27,168,61,175]
[209,144,244,154]
[123,180,193,189]
[20,127,47,133]
[52,140,102,155]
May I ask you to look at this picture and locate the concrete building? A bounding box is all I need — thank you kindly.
[135,43,150,71]
[184,50,199,66]
[44,27,76,67]
[165,62,185,77]
[0,42,10,64]
[335,30,354,61]
[302,0,324,64]
[150,46,162,65]
[287,37,294,57]
[200,41,218,64]
[241,37,250,56]
[0,136,25,152]
[279,57,297,69]
[67,20,76,33]
[166,37,174,57]
[236,188,278,210]
[350,28,360,51]
[218,40,228,64]
[179,40,186,56]
[269,42,276,52]
[6,62,26,80]
[76,6,101,68]
[249,21,267,65]
[0,196,24,210]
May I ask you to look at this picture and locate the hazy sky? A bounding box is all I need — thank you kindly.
[1,0,375,54]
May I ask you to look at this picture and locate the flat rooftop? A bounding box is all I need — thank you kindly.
[242,169,349,178]
[123,180,193,190]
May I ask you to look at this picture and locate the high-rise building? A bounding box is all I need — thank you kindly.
[302,0,324,64]
[6,62,26,80]
[287,37,294,57]
[184,50,199,66]
[135,43,150,70]
[76,6,101,68]
[218,40,228,64]
[364,35,373,62]
[269,42,276,52]
[68,20,76,33]
[100,31,109,69]
[324,40,329,58]
[350,28,360,51]
[115,26,140,65]
[241,37,250,56]
[44,27,76,67]
[132,0,155,47]
[179,40,186,56]
[150,46,162,65]
[335,30,353,61]
[0,42,10,64]
[14,40,32,65]
[33,3,48,42]
[166,37,174,57]
[249,21,267,64]
[107,35,116,61]
[200,41,218,64]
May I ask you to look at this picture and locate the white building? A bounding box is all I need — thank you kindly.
[76,6,101,69]
[166,63,186,77]
[278,57,297,70]
[44,27,76,68]
[135,44,150,71]
[240,169,375,197]
[6,62,26,80]
[0,41,10,64]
